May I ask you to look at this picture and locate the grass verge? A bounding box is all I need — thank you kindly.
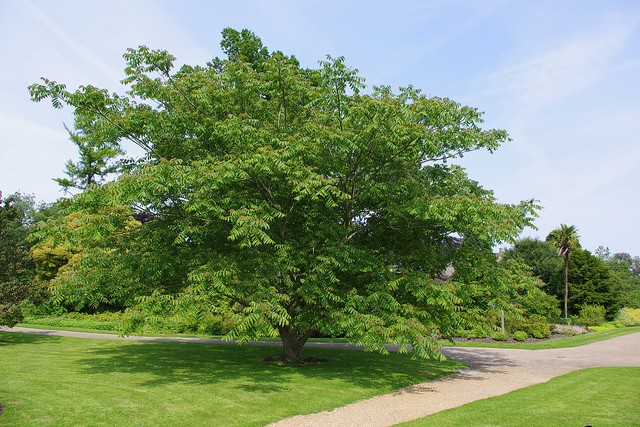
[16,323,121,335]
[0,331,462,426]
[21,313,122,332]
[17,322,640,351]
[398,367,640,427]
[443,326,640,349]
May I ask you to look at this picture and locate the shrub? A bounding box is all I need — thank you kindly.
[617,307,640,327]
[22,301,67,317]
[197,313,234,335]
[573,305,606,327]
[131,311,234,336]
[512,331,528,341]
[468,325,492,339]
[22,312,122,331]
[454,329,471,339]
[491,331,508,341]
[521,315,551,339]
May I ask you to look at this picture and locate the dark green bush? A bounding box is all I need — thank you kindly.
[196,313,234,335]
[22,301,67,317]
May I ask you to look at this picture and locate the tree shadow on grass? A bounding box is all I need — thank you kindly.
[0,331,62,346]
[76,340,462,392]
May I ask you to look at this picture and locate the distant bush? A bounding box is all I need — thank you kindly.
[521,315,551,339]
[23,310,235,336]
[22,301,67,317]
[491,331,508,341]
[468,325,493,339]
[573,305,606,327]
[512,331,528,341]
[454,329,471,339]
[23,312,121,331]
[552,324,589,335]
[617,307,640,327]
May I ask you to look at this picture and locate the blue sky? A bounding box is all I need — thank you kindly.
[1,0,639,255]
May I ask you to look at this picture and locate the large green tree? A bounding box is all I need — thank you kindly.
[503,237,563,289]
[30,29,537,360]
[595,249,640,309]
[54,123,125,193]
[567,249,626,319]
[611,252,640,276]
[546,225,581,320]
[0,192,35,326]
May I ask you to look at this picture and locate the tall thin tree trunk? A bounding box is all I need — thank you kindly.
[564,256,569,321]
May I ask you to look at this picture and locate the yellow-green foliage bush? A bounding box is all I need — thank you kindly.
[521,314,551,338]
[617,307,640,326]
[490,331,508,341]
[512,331,528,341]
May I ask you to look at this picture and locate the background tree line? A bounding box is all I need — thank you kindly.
[503,235,640,325]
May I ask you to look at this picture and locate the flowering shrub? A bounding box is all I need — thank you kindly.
[552,324,589,335]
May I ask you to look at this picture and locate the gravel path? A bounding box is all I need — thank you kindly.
[6,327,640,426]
[270,332,640,427]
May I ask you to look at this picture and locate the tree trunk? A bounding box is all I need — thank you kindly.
[564,255,569,321]
[277,324,312,362]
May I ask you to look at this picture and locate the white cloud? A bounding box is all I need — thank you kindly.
[481,14,639,110]
[24,0,122,83]
[0,113,73,201]
[0,114,67,141]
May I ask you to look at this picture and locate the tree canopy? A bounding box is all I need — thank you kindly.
[29,28,538,360]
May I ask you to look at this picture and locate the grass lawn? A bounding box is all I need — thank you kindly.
[398,367,640,427]
[0,332,463,426]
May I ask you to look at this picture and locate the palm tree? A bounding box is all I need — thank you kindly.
[546,225,581,321]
